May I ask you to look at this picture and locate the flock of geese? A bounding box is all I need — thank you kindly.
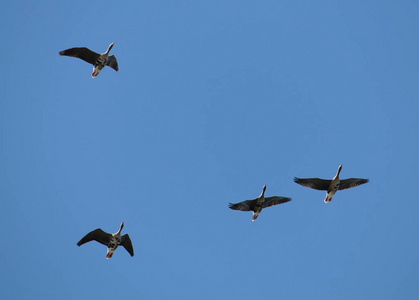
[60,43,369,259]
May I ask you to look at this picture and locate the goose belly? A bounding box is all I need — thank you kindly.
[325,190,336,198]
[92,57,107,77]
[105,237,119,258]
[92,66,104,77]
[325,184,339,202]
[106,248,115,258]
[252,205,262,221]
[108,236,119,250]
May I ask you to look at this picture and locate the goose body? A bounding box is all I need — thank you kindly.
[59,42,118,77]
[229,184,291,221]
[294,164,369,203]
[77,222,134,258]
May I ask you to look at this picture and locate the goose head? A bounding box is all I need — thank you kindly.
[336,164,343,178]
[116,222,124,235]
[259,184,267,198]
[106,42,115,54]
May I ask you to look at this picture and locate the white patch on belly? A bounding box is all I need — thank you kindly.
[106,248,114,259]
[92,67,100,77]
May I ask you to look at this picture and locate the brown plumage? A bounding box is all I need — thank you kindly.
[59,42,118,77]
[294,164,369,203]
[77,222,134,258]
[229,184,291,221]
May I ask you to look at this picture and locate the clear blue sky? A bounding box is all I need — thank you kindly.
[2,1,418,299]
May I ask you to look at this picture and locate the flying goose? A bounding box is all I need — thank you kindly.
[59,42,118,77]
[229,184,291,221]
[294,164,369,203]
[77,222,134,258]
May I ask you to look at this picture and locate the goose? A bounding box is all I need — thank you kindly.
[59,42,118,77]
[229,184,291,221]
[294,164,369,203]
[77,222,134,258]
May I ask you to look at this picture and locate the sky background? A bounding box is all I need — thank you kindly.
[1,1,419,299]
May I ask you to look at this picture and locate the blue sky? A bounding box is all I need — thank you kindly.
[1,1,419,299]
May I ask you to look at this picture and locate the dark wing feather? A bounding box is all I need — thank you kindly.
[338,178,369,190]
[262,196,292,208]
[228,199,256,211]
[120,234,134,256]
[59,47,100,65]
[77,228,112,247]
[294,177,331,190]
[106,55,119,71]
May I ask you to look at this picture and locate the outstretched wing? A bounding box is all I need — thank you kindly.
[262,196,292,208]
[120,234,134,257]
[77,228,111,247]
[339,178,369,190]
[294,177,331,190]
[228,199,256,211]
[59,47,100,65]
[106,55,119,71]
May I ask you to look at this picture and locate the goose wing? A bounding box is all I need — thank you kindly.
[59,47,100,65]
[262,196,292,208]
[120,234,134,256]
[228,199,256,211]
[77,228,112,247]
[105,55,119,71]
[294,177,331,190]
[338,178,369,190]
